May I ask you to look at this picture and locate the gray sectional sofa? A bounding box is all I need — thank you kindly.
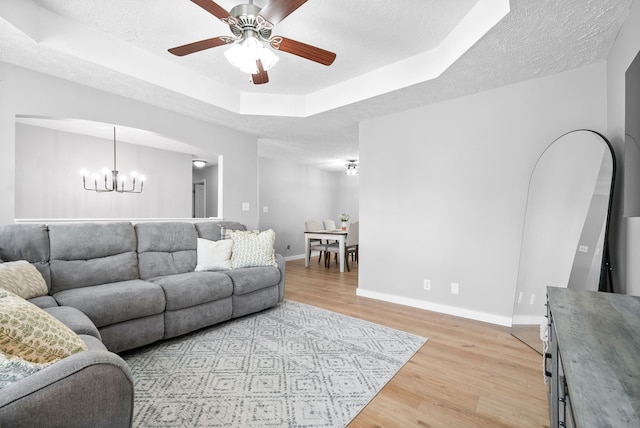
[0,220,285,427]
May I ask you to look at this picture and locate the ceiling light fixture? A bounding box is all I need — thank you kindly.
[345,160,359,176]
[80,127,145,193]
[192,159,208,168]
[224,32,279,75]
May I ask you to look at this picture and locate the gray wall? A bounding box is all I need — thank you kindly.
[0,65,259,228]
[15,124,192,219]
[258,157,359,258]
[607,0,640,296]
[359,62,607,325]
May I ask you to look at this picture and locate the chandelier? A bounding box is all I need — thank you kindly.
[81,127,145,193]
[345,160,359,176]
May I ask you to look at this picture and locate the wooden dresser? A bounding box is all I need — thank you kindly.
[546,287,640,427]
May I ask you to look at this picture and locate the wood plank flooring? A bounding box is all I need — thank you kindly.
[283,257,549,428]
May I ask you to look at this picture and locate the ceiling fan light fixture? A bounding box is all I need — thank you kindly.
[224,35,278,75]
[259,47,279,71]
[345,160,359,176]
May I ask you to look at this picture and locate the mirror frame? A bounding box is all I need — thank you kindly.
[511,129,616,353]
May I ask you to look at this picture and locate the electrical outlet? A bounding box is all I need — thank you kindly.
[451,282,459,295]
[423,279,431,291]
[529,294,535,305]
[242,202,250,211]
[263,206,269,213]
[578,245,589,253]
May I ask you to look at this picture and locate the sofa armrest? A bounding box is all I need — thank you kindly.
[0,350,134,428]
[275,253,286,302]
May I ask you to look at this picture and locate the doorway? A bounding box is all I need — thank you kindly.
[192,180,206,218]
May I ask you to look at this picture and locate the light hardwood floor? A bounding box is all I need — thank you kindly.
[284,257,549,428]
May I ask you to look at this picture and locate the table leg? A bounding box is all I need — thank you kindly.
[305,237,311,267]
[339,237,345,272]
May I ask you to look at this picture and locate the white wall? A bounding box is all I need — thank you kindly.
[258,157,359,258]
[15,124,192,219]
[607,0,640,296]
[358,62,608,325]
[0,64,259,227]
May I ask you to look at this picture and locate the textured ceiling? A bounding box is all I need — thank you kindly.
[0,0,635,171]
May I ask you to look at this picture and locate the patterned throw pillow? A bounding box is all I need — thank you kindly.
[0,289,87,364]
[230,229,277,269]
[0,352,49,389]
[0,261,48,300]
[219,224,259,241]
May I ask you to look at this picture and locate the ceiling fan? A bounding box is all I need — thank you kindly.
[168,0,337,84]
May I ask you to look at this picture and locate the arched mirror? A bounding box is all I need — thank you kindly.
[511,129,615,353]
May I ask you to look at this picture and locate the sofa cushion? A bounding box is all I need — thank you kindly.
[0,289,87,364]
[50,253,139,293]
[27,295,59,309]
[195,238,233,271]
[48,223,139,293]
[230,229,277,269]
[136,222,197,279]
[0,224,51,288]
[53,280,166,328]
[44,306,101,340]
[224,266,282,295]
[0,260,48,299]
[149,272,233,311]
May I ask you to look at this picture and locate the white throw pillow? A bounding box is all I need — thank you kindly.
[230,229,277,269]
[0,261,48,300]
[195,238,233,271]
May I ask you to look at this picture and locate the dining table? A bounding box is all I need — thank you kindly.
[304,229,349,272]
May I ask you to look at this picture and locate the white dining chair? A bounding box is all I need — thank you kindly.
[323,219,336,230]
[325,221,358,271]
[305,220,327,263]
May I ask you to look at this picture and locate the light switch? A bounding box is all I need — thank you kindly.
[242,203,250,211]
[263,206,269,213]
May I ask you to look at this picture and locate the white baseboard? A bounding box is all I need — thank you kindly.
[356,288,513,327]
[284,253,310,262]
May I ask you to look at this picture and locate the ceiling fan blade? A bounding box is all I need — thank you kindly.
[168,36,233,56]
[270,36,336,66]
[259,0,308,25]
[252,60,269,85]
[191,0,232,20]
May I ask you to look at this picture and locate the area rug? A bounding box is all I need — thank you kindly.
[122,300,427,428]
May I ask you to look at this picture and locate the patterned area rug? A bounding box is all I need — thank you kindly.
[122,300,427,427]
